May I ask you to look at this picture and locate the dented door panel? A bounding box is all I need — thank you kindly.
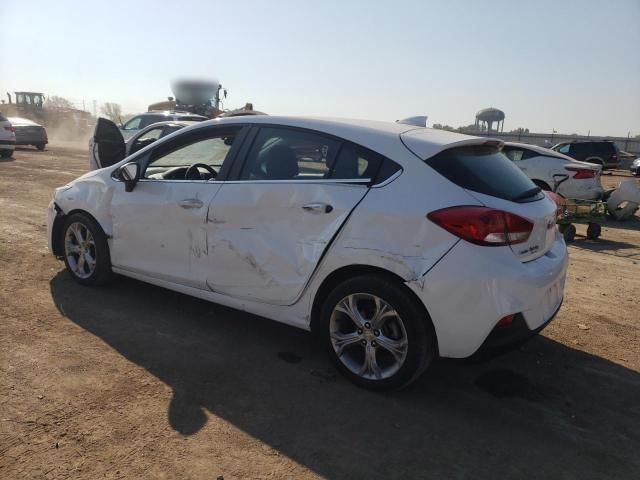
[111,180,222,286]
[205,182,368,305]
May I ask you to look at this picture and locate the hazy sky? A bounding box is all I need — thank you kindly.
[1,0,638,136]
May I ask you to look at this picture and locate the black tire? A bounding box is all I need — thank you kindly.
[586,222,601,240]
[562,224,576,242]
[319,274,436,391]
[36,143,46,151]
[61,212,114,286]
[0,149,12,158]
[586,157,604,168]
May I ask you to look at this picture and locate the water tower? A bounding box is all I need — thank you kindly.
[475,107,505,132]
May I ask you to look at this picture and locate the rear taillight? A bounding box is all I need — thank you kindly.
[565,166,596,179]
[3,126,15,132]
[427,206,533,246]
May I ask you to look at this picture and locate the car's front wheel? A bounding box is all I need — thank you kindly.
[62,213,113,286]
[36,143,46,151]
[320,275,436,390]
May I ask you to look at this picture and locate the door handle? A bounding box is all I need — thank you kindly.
[302,202,333,214]
[179,198,204,209]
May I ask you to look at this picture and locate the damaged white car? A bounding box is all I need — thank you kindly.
[47,116,567,390]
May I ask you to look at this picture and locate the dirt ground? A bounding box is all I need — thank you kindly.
[1,145,639,480]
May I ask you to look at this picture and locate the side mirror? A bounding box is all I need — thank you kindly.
[119,162,140,192]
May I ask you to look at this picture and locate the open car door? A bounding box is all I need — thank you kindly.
[89,118,126,170]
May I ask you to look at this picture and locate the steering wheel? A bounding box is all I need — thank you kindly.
[185,163,217,180]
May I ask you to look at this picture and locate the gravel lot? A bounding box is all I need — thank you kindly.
[1,145,639,479]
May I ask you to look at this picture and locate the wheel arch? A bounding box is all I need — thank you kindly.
[309,264,439,354]
[51,208,111,258]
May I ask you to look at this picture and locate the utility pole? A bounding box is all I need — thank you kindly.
[93,100,97,118]
[625,131,630,151]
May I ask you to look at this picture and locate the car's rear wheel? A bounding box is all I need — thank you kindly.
[36,143,46,151]
[320,275,435,390]
[62,213,113,286]
[0,149,12,158]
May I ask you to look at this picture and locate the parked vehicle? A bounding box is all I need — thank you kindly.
[0,112,16,158]
[630,157,640,176]
[8,116,48,151]
[120,111,207,140]
[551,140,619,169]
[502,142,603,200]
[47,116,567,390]
[89,119,196,170]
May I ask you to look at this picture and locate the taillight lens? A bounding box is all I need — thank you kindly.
[3,126,15,132]
[565,166,595,179]
[427,206,533,246]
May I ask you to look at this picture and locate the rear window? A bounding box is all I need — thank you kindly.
[425,145,542,202]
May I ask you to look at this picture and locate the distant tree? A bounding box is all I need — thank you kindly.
[432,123,455,131]
[45,95,74,110]
[509,127,530,134]
[100,102,123,123]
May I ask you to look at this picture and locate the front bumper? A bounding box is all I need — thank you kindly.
[408,231,568,358]
[47,200,59,255]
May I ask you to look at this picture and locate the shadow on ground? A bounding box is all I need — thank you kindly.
[50,272,640,479]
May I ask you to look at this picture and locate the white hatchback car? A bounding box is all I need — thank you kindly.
[503,142,603,200]
[47,117,567,390]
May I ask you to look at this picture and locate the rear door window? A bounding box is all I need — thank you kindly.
[425,145,542,202]
[503,147,525,161]
[570,143,589,155]
[122,116,142,131]
[594,142,615,153]
[240,127,340,180]
[140,115,166,128]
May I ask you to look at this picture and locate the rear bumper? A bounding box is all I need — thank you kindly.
[0,139,16,147]
[408,231,568,358]
[15,133,47,145]
[472,300,562,359]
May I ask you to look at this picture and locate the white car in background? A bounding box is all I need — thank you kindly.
[119,111,207,140]
[502,142,603,200]
[0,112,16,158]
[47,116,567,390]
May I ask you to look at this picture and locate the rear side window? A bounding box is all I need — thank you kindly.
[570,143,589,155]
[0,113,7,121]
[594,142,615,153]
[425,146,541,202]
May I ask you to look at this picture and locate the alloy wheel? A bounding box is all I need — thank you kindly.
[64,222,97,279]
[329,293,408,380]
